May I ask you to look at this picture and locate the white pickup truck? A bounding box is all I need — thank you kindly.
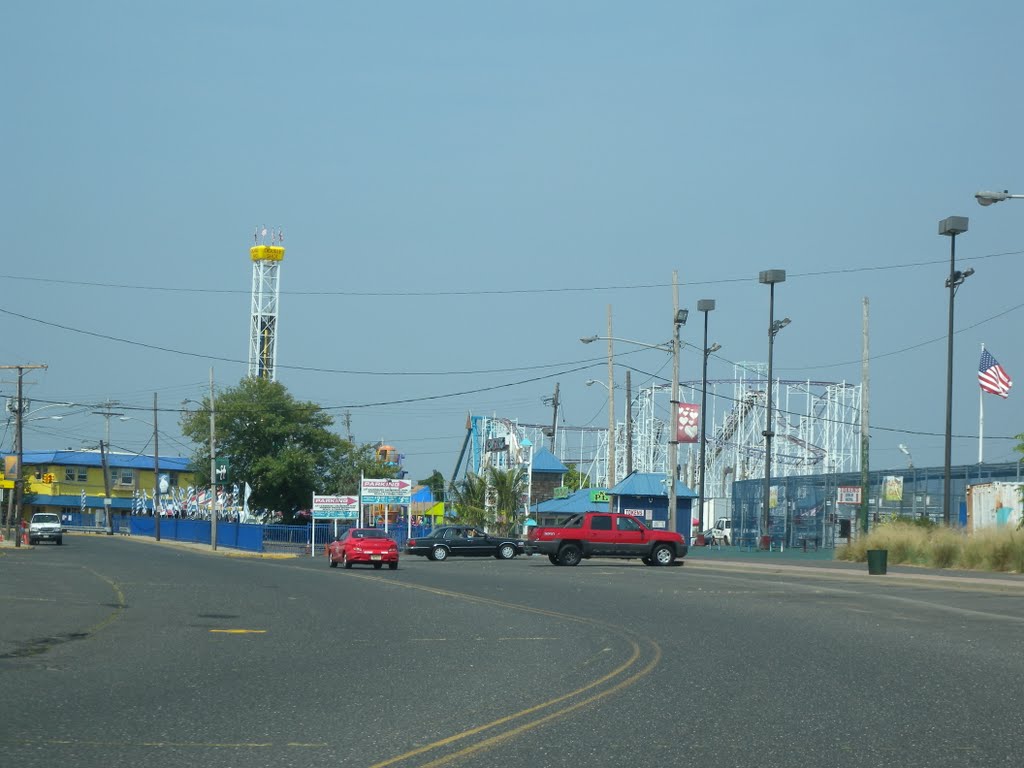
[28,512,64,546]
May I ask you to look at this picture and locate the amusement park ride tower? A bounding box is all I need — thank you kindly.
[248,228,285,381]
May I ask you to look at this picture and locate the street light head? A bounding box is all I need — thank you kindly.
[697,299,716,313]
[580,335,598,344]
[759,269,786,285]
[585,379,597,387]
[707,342,722,354]
[675,309,689,326]
[898,443,910,456]
[975,190,1010,206]
[938,216,969,236]
[780,317,791,328]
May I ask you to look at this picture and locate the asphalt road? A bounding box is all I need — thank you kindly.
[2,536,1024,768]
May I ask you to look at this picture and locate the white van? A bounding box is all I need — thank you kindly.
[709,518,732,545]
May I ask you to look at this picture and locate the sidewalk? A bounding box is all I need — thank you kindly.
[0,531,297,559]
[685,542,1024,588]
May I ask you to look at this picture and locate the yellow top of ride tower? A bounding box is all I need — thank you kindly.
[250,245,285,262]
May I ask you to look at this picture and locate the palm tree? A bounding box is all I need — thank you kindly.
[449,466,528,535]
[485,465,528,536]
[448,472,488,528]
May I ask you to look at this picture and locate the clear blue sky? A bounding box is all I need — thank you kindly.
[3,1,1022,484]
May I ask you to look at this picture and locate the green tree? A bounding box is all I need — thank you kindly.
[448,471,488,527]
[417,469,447,500]
[486,465,528,535]
[179,377,393,522]
[562,463,591,492]
[448,466,527,535]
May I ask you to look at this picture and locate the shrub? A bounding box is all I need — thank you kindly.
[926,528,961,569]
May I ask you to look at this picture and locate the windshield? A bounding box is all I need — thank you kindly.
[32,514,60,524]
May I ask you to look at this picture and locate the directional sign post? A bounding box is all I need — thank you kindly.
[311,494,361,559]
[360,478,412,505]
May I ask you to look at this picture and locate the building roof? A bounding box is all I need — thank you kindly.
[531,447,568,474]
[531,488,609,514]
[610,472,696,499]
[18,450,192,471]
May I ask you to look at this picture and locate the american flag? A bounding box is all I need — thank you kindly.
[979,349,1012,399]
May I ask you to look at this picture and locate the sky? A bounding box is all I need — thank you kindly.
[3,1,1023,487]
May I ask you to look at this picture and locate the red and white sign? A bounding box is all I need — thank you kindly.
[837,486,862,505]
[312,495,359,518]
[676,403,700,444]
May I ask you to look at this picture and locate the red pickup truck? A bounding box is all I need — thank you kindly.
[526,512,688,566]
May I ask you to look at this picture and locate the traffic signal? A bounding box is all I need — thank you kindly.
[42,473,55,484]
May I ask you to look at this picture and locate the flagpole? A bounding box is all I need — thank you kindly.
[979,342,985,464]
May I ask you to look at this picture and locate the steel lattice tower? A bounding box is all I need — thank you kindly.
[248,233,285,381]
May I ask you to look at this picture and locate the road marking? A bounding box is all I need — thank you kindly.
[345,573,663,768]
[209,629,266,634]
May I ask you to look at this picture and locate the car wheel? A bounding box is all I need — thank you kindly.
[432,546,449,561]
[373,562,383,570]
[329,555,338,568]
[389,562,398,570]
[723,536,730,546]
[558,544,582,567]
[547,554,560,566]
[498,543,517,560]
[29,538,36,546]
[651,544,675,566]
[343,553,353,569]
[56,538,62,546]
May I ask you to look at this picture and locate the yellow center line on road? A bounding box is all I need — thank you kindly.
[333,571,663,768]
[209,629,267,634]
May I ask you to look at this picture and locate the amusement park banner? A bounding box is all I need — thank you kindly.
[676,403,700,444]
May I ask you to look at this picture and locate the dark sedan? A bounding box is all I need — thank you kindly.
[405,526,526,562]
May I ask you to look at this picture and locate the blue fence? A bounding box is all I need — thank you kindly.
[58,514,435,555]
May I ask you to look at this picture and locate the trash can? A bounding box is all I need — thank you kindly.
[867,549,888,575]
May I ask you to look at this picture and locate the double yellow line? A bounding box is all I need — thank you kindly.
[346,576,664,768]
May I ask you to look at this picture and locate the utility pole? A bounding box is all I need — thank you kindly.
[343,410,353,442]
[859,297,870,534]
[153,392,161,542]
[100,440,113,535]
[1,364,48,546]
[92,400,124,451]
[606,305,615,503]
[210,368,218,551]
[547,383,560,453]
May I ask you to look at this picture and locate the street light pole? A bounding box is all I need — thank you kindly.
[697,299,719,534]
[759,270,788,546]
[939,216,970,527]
[975,190,1024,206]
[668,275,680,534]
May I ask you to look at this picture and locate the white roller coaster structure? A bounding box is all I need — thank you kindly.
[464,363,861,506]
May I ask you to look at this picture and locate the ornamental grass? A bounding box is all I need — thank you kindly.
[835,519,1024,573]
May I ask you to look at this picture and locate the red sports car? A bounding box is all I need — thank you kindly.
[328,528,400,570]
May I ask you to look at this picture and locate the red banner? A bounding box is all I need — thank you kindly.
[676,403,700,444]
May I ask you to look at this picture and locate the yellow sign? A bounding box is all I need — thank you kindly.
[250,245,285,262]
[4,455,18,480]
[883,475,904,502]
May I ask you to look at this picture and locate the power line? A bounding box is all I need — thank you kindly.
[3,246,1022,297]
